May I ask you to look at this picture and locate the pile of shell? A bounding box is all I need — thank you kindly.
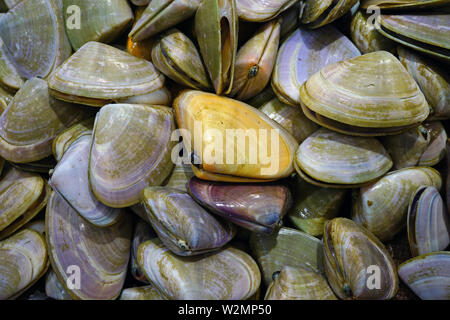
[0,0,449,300]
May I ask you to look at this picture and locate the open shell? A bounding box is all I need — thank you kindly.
[295,128,393,188]
[89,104,175,208]
[140,186,235,256]
[137,238,261,300]
[300,51,429,136]
[48,42,165,107]
[352,166,442,242]
[62,0,133,50]
[323,218,398,300]
[272,26,360,106]
[174,90,298,182]
[45,192,132,300]
[195,0,237,95]
[0,229,48,300]
[407,186,450,257]
[0,78,85,163]
[49,134,122,227]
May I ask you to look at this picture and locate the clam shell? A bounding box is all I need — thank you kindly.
[45,192,132,300]
[52,117,94,162]
[0,229,48,300]
[0,0,71,79]
[188,177,291,234]
[397,46,450,120]
[89,104,175,208]
[50,134,122,227]
[236,0,297,22]
[164,163,194,192]
[407,186,450,257]
[195,0,237,95]
[398,251,450,300]
[117,87,172,106]
[22,219,45,236]
[131,219,155,283]
[250,227,324,286]
[419,122,447,166]
[9,156,56,174]
[0,78,85,163]
[231,19,281,101]
[62,0,133,50]
[120,285,166,300]
[48,42,165,107]
[301,0,359,29]
[265,266,337,300]
[300,51,429,136]
[271,26,360,106]
[141,186,235,256]
[45,270,72,300]
[0,85,11,112]
[350,10,396,54]
[352,166,442,242]
[287,176,347,236]
[323,218,398,300]
[0,37,24,92]
[381,125,430,170]
[295,128,393,187]
[259,98,319,144]
[152,28,211,91]
[361,0,450,10]
[174,90,298,182]
[137,238,261,300]
[247,85,275,108]
[129,0,201,41]
[0,167,48,236]
[378,13,450,62]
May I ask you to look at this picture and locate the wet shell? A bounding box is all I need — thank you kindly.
[231,18,281,101]
[378,13,450,62]
[45,269,72,300]
[250,227,324,286]
[0,78,85,163]
[350,10,396,54]
[62,0,133,50]
[287,176,347,236]
[295,128,393,188]
[116,87,172,106]
[52,117,94,162]
[407,186,450,257]
[45,192,132,300]
[129,0,201,41]
[49,134,122,227]
[195,0,237,95]
[272,26,360,106]
[323,218,398,300]
[300,51,429,136]
[141,186,235,256]
[301,0,359,29]
[137,238,261,300]
[0,167,48,238]
[89,104,175,208]
[164,163,195,192]
[259,98,319,144]
[0,0,71,79]
[397,46,450,120]
[174,90,298,182]
[0,37,24,92]
[265,266,337,300]
[381,125,430,170]
[398,251,450,300]
[47,42,165,107]
[236,0,297,22]
[120,285,166,300]
[0,229,48,300]
[188,177,292,234]
[419,122,447,166]
[152,28,211,91]
[352,167,442,242]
